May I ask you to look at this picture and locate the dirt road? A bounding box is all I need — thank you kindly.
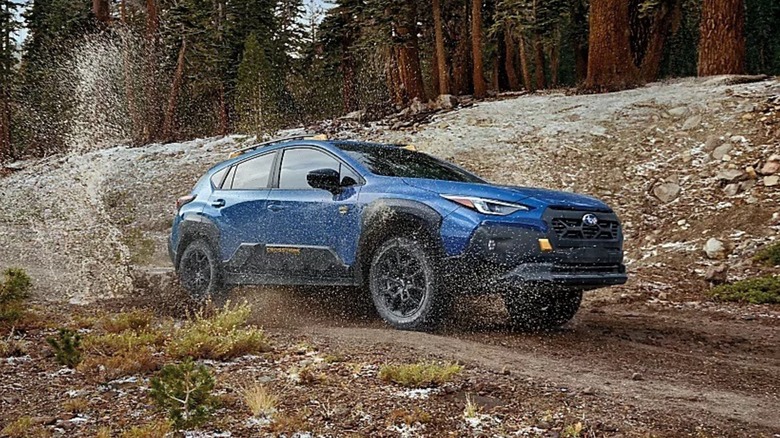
[232,285,780,435]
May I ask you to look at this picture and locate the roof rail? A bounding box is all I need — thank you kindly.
[230,133,326,158]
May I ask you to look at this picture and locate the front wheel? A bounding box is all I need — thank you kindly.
[178,240,226,303]
[504,287,583,330]
[369,237,449,331]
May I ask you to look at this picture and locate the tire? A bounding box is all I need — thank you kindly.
[504,287,582,330]
[178,239,226,303]
[369,236,449,331]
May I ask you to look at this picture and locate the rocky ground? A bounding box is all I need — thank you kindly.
[1,75,779,437]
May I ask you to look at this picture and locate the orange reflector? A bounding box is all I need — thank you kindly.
[539,238,553,252]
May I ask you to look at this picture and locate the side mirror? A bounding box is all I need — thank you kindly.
[307,168,341,193]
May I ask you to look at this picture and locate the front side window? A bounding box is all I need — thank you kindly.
[279,148,343,190]
[231,152,276,190]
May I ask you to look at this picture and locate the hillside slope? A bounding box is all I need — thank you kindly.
[1,76,779,304]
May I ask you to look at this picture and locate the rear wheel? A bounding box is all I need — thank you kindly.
[369,237,449,331]
[178,240,226,303]
[504,287,582,330]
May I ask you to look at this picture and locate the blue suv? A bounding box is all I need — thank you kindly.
[169,136,626,330]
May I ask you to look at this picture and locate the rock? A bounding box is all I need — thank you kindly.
[704,264,729,284]
[703,135,723,152]
[704,238,728,259]
[435,94,459,110]
[739,180,756,192]
[723,183,740,196]
[653,183,681,203]
[631,372,644,381]
[764,175,779,187]
[730,135,748,143]
[668,106,689,117]
[716,169,745,183]
[760,154,780,175]
[409,98,426,114]
[682,115,702,130]
[711,144,732,160]
[340,110,365,121]
[745,166,758,179]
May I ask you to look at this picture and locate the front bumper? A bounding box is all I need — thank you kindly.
[448,216,627,292]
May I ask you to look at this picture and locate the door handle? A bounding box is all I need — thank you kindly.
[267,204,284,212]
[211,199,226,208]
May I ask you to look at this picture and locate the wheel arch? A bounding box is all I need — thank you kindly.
[174,214,221,271]
[354,199,443,285]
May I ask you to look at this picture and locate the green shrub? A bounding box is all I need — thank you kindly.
[84,330,165,356]
[754,242,780,266]
[47,328,82,368]
[167,302,270,361]
[150,359,216,428]
[100,310,154,334]
[709,276,780,304]
[379,361,463,388]
[0,268,32,326]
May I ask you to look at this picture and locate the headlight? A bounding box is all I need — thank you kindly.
[441,194,529,216]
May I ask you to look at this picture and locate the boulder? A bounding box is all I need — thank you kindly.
[711,144,732,160]
[435,94,459,110]
[668,106,689,117]
[716,169,745,183]
[682,115,702,130]
[703,135,723,152]
[764,175,779,187]
[653,183,681,203]
[760,154,780,175]
[723,183,740,196]
[704,238,728,260]
[704,264,729,284]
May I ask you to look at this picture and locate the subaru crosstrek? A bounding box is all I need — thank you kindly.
[169,137,627,330]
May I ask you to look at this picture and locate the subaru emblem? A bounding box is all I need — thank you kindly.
[582,214,598,226]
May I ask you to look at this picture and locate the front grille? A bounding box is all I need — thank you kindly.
[551,217,620,240]
[551,264,624,274]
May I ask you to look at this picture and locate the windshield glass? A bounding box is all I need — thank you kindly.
[337,143,485,183]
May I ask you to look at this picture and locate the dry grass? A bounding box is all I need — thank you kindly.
[379,361,463,388]
[62,397,89,414]
[100,309,154,334]
[463,393,479,419]
[388,408,432,425]
[167,301,271,361]
[119,420,172,438]
[241,384,278,417]
[83,330,165,356]
[269,413,309,435]
[78,346,161,382]
[95,426,112,438]
[0,332,27,358]
[0,416,50,438]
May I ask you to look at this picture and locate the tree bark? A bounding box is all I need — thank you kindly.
[584,0,640,92]
[93,0,110,25]
[533,33,546,89]
[0,90,10,162]
[162,38,186,142]
[395,15,426,102]
[504,30,519,91]
[146,0,159,41]
[518,33,533,91]
[432,0,450,95]
[453,4,472,96]
[471,0,486,98]
[386,47,404,106]
[549,30,560,88]
[697,0,745,76]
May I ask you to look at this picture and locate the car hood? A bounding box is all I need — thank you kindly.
[402,178,612,212]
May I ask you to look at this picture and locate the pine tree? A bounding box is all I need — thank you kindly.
[0,0,20,160]
[235,33,279,135]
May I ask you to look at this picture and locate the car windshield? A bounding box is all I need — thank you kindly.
[337,143,485,183]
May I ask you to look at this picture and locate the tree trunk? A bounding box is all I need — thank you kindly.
[471,0,486,98]
[386,47,404,107]
[518,33,533,91]
[504,30,519,91]
[146,0,159,41]
[549,30,560,88]
[432,0,450,95]
[395,20,426,102]
[584,0,640,92]
[532,33,546,89]
[218,83,229,136]
[162,38,186,142]
[698,0,745,76]
[93,0,110,25]
[0,90,9,162]
[453,6,472,96]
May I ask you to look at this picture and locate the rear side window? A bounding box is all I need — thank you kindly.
[278,148,341,190]
[231,152,276,190]
[210,167,228,188]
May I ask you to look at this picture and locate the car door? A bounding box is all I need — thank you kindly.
[204,151,277,267]
[263,147,362,281]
